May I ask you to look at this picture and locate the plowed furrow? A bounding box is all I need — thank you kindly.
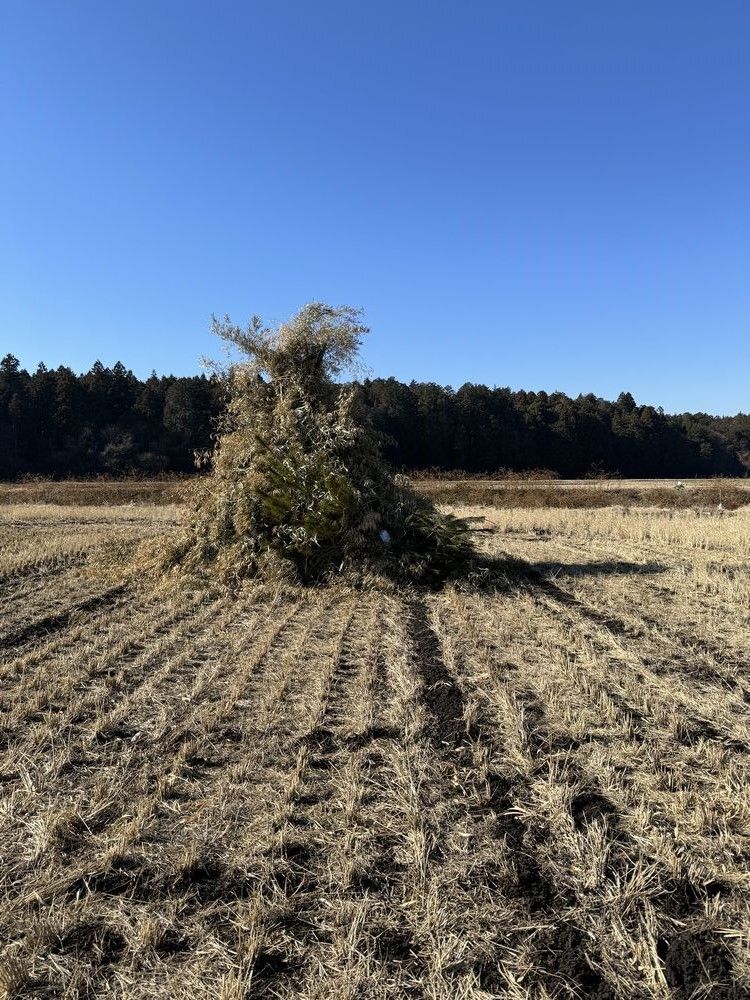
[0,583,133,675]
[433,591,732,999]
[0,550,90,588]
[154,599,364,998]
[0,597,311,916]
[52,598,361,999]
[0,593,215,772]
[0,569,97,637]
[500,532,750,685]
[439,591,750,909]
[497,553,750,748]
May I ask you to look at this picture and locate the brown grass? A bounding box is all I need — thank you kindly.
[1,501,749,998]
[4,476,749,512]
[0,479,189,507]
[421,479,750,510]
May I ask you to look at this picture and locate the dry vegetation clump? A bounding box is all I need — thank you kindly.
[2,503,750,998]
[151,304,472,588]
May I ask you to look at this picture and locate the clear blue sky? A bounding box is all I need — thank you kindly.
[2,1,748,415]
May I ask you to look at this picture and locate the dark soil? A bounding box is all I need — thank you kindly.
[534,922,616,1000]
[52,920,127,965]
[570,790,621,831]
[659,930,744,999]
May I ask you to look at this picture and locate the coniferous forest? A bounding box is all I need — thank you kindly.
[0,353,748,479]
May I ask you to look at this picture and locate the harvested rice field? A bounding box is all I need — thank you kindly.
[1,501,750,999]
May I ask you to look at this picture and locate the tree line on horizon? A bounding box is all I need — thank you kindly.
[1,353,748,480]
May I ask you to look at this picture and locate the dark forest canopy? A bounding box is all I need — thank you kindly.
[1,353,748,479]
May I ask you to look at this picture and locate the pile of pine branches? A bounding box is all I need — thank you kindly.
[159,303,473,588]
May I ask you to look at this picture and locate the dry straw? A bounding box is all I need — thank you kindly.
[147,303,473,588]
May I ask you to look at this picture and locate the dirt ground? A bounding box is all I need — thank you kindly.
[1,501,749,999]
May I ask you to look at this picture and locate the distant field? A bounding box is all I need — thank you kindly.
[2,477,749,509]
[0,479,188,506]
[1,502,749,997]
[423,477,750,489]
[420,477,750,509]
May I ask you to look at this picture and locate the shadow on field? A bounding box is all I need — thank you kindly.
[405,597,468,749]
[448,553,669,638]
[519,559,667,577]
[0,583,127,651]
[454,552,667,592]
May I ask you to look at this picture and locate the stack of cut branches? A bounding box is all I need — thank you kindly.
[160,303,473,587]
